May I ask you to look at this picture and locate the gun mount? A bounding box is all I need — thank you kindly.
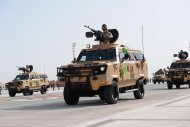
[174,50,188,60]
[84,25,119,44]
[17,65,33,73]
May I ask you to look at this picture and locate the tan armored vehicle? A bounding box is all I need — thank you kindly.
[6,65,49,97]
[166,50,190,89]
[57,26,148,105]
[152,69,166,84]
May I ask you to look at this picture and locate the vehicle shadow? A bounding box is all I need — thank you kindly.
[15,97,135,111]
[149,87,189,91]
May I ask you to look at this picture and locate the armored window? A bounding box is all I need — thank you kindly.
[119,52,125,60]
[133,53,144,61]
[15,75,29,81]
[170,62,190,69]
[77,49,116,61]
[80,56,87,61]
[128,53,135,61]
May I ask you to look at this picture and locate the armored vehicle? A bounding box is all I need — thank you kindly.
[166,50,190,89]
[152,69,166,84]
[57,26,148,105]
[6,65,49,97]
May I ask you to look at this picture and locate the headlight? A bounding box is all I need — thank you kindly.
[187,71,190,74]
[59,69,63,73]
[100,66,105,72]
[92,65,107,75]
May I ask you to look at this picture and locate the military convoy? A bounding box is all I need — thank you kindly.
[166,50,190,89]
[57,26,148,105]
[152,69,166,84]
[3,24,190,106]
[6,65,49,97]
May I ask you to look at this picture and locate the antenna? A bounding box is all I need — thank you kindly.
[189,42,190,55]
[142,26,145,54]
[44,64,46,74]
[72,43,76,61]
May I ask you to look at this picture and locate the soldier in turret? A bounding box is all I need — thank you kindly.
[101,24,113,44]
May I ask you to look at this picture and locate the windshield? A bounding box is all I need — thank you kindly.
[77,49,116,62]
[14,75,29,81]
[170,62,190,69]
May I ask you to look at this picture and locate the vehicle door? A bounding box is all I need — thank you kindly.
[29,75,37,89]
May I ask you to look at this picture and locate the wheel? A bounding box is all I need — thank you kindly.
[176,84,180,89]
[40,86,47,94]
[104,81,119,104]
[167,81,173,89]
[158,81,160,84]
[9,88,16,97]
[153,81,156,84]
[133,81,145,99]
[119,87,126,93]
[187,81,190,88]
[23,87,30,96]
[29,90,33,95]
[99,87,105,100]
[64,88,79,105]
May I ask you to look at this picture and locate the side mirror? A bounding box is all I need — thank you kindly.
[72,58,77,63]
[85,32,93,38]
[167,66,170,70]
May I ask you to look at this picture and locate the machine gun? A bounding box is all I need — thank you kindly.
[17,65,33,73]
[84,25,119,44]
[84,25,104,42]
[174,50,188,60]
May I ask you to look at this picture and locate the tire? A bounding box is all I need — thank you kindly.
[167,82,173,89]
[23,87,30,96]
[29,90,33,95]
[133,81,144,99]
[153,81,156,84]
[99,87,105,100]
[64,88,79,105]
[158,82,160,84]
[104,81,119,104]
[187,81,190,88]
[40,86,47,94]
[9,88,16,97]
[176,84,180,89]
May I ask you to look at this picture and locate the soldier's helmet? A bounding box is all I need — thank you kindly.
[102,24,107,31]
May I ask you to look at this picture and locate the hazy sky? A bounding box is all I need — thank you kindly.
[1,0,190,83]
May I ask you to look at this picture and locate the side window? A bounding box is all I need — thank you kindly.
[133,53,144,61]
[119,52,125,60]
[35,75,40,79]
[128,53,135,61]
[30,75,33,79]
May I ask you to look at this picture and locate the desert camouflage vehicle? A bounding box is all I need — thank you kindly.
[166,50,190,89]
[6,65,49,97]
[57,26,148,105]
[152,69,166,84]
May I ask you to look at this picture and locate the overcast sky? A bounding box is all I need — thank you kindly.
[1,0,190,83]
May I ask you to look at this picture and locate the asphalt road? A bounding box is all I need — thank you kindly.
[0,83,190,127]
